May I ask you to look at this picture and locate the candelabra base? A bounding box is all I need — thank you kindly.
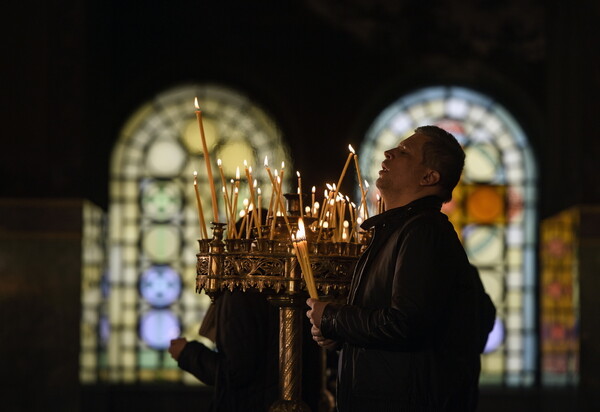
[268,399,311,412]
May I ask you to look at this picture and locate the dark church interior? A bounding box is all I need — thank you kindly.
[2,1,600,411]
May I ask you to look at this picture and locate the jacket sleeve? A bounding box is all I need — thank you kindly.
[177,340,220,385]
[320,219,455,349]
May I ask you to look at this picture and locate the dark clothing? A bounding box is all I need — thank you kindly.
[320,196,490,411]
[178,290,279,412]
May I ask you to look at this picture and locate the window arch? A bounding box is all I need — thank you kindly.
[103,84,292,383]
[360,86,538,386]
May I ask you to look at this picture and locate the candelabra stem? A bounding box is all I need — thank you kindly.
[268,296,310,412]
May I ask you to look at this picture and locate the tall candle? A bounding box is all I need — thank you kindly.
[217,159,234,236]
[297,171,304,221]
[311,186,316,217]
[353,153,369,219]
[295,218,318,299]
[194,98,219,223]
[193,171,208,239]
[257,187,262,227]
[363,180,371,219]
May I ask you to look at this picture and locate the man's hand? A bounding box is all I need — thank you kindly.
[306,298,328,328]
[168,337,188,361]
[311,324,338,350]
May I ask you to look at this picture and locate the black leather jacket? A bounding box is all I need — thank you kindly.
[320,196,482,411]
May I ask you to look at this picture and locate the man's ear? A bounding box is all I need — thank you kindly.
[421,169,440,186]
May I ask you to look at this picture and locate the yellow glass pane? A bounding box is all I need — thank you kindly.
[464,144,501,182]
[466,185,505,224]
[216,141,256,177]
[483,352,504,373]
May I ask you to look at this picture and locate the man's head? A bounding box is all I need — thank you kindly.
[376,125,464,208]
[415,125,465,202]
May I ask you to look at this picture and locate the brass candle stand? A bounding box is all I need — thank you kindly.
[196,197,369,412]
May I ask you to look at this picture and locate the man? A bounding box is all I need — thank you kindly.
[169,289,280,411]
[307,125,495,411]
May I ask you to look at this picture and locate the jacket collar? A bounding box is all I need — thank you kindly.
[360,195,443,230]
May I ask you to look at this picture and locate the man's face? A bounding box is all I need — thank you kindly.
[376,132,429,196]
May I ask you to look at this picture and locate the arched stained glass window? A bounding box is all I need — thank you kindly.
[104,84,291,383]
[360,86,537,386]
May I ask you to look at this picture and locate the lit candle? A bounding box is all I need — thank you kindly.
[311,186,316,217]
[243,198,250,238]
[295,218,318,299]
[257,187,262,227]
[333,145,355,200]
[353,152,369,220]
[193,171,208,240]
[279,161,285,196]
[253,179,261,238]
[233,167,240,221]
[364,180,371,219]
[297,171,304,221]
[194,98,219,223]
[238,209,247,240]
[217,159,234,236]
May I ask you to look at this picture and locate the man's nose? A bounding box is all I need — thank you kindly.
[384,150,392,159]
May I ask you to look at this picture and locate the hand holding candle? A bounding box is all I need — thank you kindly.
[294,218,318,299]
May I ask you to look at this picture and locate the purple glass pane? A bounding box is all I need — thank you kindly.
[139,309,181,349]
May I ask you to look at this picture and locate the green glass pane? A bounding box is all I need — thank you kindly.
[138,348,160,368]
[142,225,181,262]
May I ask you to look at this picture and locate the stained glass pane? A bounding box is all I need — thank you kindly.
[540,208,579,385]
[360,86,538,386]
[100,84,292,384]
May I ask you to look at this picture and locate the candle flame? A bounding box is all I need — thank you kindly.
[349,144,355,154]
[243,198,249,206]
[296,217,306,240]
[243,160,248,167]
[326,183,333,191]
[193,170,198,177]
[194,97,200,110]
[249,166,253,174]
[311,186,316,193]
[217,158,222,166]
[254,179,257,187]
[281,161,285,169]
[365,180,370,189]
[264,156,269,167]
[236,167,240,180]
[258,187,262,195]
[296,171,300,177]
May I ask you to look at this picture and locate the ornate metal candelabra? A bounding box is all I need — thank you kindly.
[196,196,368,411]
